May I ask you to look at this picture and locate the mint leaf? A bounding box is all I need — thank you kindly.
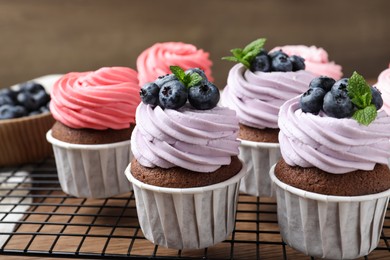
[243,38,266,54]
[352,104,377,126]
[347,71,372,109]
[188,73,202,87]
[222,56,241,63]
[170,65,186,82]
[222,38,266,69]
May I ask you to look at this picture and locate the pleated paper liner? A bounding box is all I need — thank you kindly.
[270,164,390,259]
[0,112,55,167]
[238,139,281,197]
[46,130,133,198]
[125,162,247,249]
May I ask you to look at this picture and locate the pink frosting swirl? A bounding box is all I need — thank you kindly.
[278,96,390,174]
[131,103,240,172]
[50,67,140,130]
[375,64,390,115]
[221,64,316,129]
[270,45,343,80]
[137,42,213,85]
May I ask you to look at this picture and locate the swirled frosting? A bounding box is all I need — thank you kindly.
[278,96,390,174]
[270,45,343,80]
[137,42,213,85]
[131,103,240,172]
[375,64,390,115]
[50,67,140,130]
[221,63,316,129]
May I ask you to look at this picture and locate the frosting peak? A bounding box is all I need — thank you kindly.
[375,64,390,115]
[131,103,240,172]
[270,45,343,80]
[278,97,390,173]
[50,67,140,130]
[137,42,213,85]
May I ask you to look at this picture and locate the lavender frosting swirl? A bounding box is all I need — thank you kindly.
[278,97,390,174]
[131,103,240,172]
[221,64,316,129]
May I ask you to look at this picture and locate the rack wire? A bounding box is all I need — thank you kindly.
[0,158,389,259]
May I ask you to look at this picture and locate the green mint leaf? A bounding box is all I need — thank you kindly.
[188,73,203,87]
[222,56,241,63]
[352,104,377,126]
[170,65,186,82]
[222,38,266,69]
[347,71,372,109]
[231,48,244,59]
[242,38,266,54]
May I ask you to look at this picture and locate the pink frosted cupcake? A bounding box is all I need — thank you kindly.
[221,38,316,196]
[137,42,213,85]
[270,45,343,80]
[46,67,140,198]
[375,64,390,115]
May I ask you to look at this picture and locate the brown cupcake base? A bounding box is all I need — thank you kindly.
[239,124,279,143]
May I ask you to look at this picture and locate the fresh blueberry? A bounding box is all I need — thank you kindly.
[0,94,15,106]
[0,88,18,100]
[140,82,160,106]
[32,89,50,107]
[154,74,178,88]
[185,68,208,84]
[323,91,355,118]
[268,49,285,59]
[159,80,188,109]
[29,111,41,116]
[188,82,220,110]
[271,53,293,72]
[250,53,271,72]
[0,105,27,119]
[39,105,50,114]
[330,78,349,95]
[371,86,383,110]
[16,92,40,111]
[19,81,45,94]
[300,88,326,114]
[309,76,336,92]
[289,55,306,71]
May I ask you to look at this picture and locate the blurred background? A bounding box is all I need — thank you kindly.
[0,0,389,88]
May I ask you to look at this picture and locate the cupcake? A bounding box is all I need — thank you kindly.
[270,45,343,80]
[270,72,390,259]
[125,66,246,249]
[375,64,390,115]
[136,42,213,85]
[221,38,316,196]
[46,67,140,198]
[0,81,54,166]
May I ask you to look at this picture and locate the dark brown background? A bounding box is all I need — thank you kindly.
[0,0,389,88]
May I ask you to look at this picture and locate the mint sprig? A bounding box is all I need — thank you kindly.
[222,38,266,69]
[347,71,376,125]
[169,65,202,88]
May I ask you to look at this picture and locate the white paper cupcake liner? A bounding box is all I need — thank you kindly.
[125,163,247,249]
[238,139,281,197]
[270,164,390,259]
[46,130,132,198]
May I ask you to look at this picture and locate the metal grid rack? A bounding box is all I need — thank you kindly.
[0,158,389,259]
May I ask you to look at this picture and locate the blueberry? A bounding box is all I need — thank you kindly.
[140,82,160,106]
[29,111,41,116]
[289,55,306,71]
[0,88,18,100]
[39,105,50,114]
[323,91,355,118]
[154,74,178,88]
[159,80,188,109]
[250,53,271,72]
[33,89,50,107]
[16,92,40,111]
[185,68,208,84]
[309,76,336,92]
[0,94,15,106]
[330,78,349,95]
[300,88,326,114]
[271,53,293,72]
[0,105,27,119]
[19,81,45,94]
[268,49,285,59]
[371,86,383,110]
[188,82,220,110]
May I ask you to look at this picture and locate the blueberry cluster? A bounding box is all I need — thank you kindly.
[250,49,305,73]
[0,82,50,120]
[140,68,220,110]
[300,76,383,118]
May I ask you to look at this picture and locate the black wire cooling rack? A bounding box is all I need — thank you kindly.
[0,158,389,259]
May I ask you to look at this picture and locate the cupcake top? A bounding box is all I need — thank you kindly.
[50,67,140,130]
[279,73,390,174]
[132,65,240,173]
[375,64,390,115]
[137,42,213,86]
[270,45,343,80]
[221,38,316,129]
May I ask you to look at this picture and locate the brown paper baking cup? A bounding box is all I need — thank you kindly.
[270,164,390,259]
[0,112,55,166]
[125,162,247,249]
[238,139,281,197]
